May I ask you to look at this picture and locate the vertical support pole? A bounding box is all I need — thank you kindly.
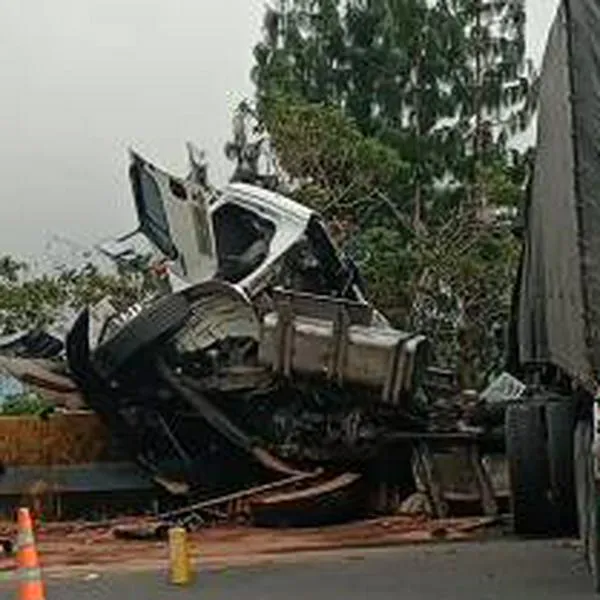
[329,307,350,385]
[413,442,448,519]
[467,443,498,516]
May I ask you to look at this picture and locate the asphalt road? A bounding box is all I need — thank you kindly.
[2,538,593,600]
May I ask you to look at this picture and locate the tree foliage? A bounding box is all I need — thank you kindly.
[352,169,521,387]
[263,95,410,219]
[244,0,536,386]
[0,254,160,335]
[253,1,536,211]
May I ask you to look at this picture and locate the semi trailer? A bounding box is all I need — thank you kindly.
[506,0,600,591]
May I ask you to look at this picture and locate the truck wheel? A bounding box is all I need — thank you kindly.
[578,417,600,592]
[588,476,600,593]
[92,293,190,377]
[546,402,577,535]
[506,403,552,535]
[574,418,590,553]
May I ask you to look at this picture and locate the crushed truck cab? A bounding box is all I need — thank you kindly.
[128,151,373,310]
[66,150,429,500]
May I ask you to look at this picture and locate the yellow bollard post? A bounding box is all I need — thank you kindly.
[168,527,193,586]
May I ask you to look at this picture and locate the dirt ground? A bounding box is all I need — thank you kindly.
[0,515,500,578]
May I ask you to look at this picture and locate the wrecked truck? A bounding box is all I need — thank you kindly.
[66,151,430,517]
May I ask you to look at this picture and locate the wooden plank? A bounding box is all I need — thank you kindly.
[157,470,323,521]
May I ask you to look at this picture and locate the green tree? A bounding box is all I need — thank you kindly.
[246,0,535,385]
[252,0,535,222]
[0,255,161,335]
[252,1,347,107]
[253,0,451,225]
[0,256,27,284]
[262,95,410,220]
[344,0,463,227]
[436,0,537,208]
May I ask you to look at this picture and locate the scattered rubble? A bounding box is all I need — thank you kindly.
[0,515,504,576]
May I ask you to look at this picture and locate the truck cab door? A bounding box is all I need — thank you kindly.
[128,151,217,284]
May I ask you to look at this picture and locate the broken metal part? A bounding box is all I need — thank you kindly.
[270,287,374,326]
[153,469,323,529]
[179,366,273,394]
[250,472,364,527]
[129,150,218,282]
[0,329,63,359]
[113,524,169,541]
[259,288,429,403]
[158,360,305,478]
[157,360,253,452]
[171,280,259,356]
[479,372,526,404]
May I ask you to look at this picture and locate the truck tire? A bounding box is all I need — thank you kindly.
[92,293,190,377]
[574,416,600,592]
[546,401,577,535]
[506,403,552,535]
[587,431,600,593]
[574,418,589,553]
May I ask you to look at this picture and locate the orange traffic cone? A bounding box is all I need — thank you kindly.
[16,508,45,600]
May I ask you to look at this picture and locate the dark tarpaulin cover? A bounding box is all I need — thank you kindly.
[514,0,600,390]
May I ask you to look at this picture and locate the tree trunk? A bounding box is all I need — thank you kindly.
[413,180,423,231]
[472,0,484,215]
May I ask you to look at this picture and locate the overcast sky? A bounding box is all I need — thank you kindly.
[0,0,558,261]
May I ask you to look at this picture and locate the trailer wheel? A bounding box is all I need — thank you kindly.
[575,416,600,591]
[546,402,577,535]
[587,432,600,593]
[574,418,590,551]
[506,403,552,534]
[92,293,190,377]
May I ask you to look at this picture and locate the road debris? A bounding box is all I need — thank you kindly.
[0,515,505,576]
